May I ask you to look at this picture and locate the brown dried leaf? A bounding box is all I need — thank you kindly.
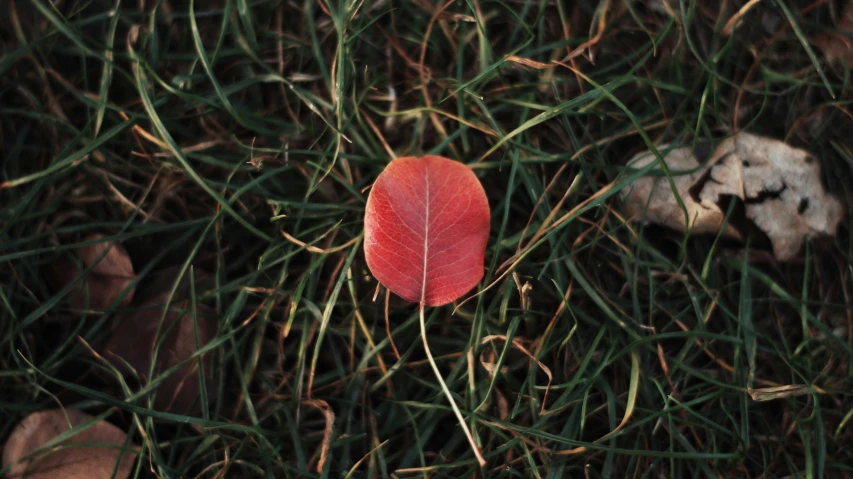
[812,2,853,66]
[132,266,215,303]
[102,293,217,413]
[46,233,135,311]
[622,133,844,260]
[1,409,136,479]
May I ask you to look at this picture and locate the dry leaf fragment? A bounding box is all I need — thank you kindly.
[132,265,215,303]
[2,409,136,479]
[621,133,844,260]
[812,1,853,65]
[621,145,741,239]
[102,293,216,413]
[46,233,136,311]
[699,134,844,260]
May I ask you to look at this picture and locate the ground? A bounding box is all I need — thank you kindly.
[1,1,852,478]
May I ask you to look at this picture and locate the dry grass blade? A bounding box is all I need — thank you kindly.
[721,0,764,37]
[480,335,553,415]
[303,399,335,474]
[748,384,825,401]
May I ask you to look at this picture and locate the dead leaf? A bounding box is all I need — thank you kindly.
[132,265,214,304]
[621,145,741,239]
[621,133,844,260]
[46,233,136,311]
[102,293,217,413]
[1,409,136,479]
[699,134,844,259]
[812,1,853,65]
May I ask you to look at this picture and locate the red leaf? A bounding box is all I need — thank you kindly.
[364,155,491,306]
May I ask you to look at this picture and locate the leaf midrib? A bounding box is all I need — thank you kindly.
[420,168,430,305]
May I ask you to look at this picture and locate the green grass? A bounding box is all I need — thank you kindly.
[2,0,853,478]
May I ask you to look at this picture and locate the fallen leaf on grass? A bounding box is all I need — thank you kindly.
[102,293,217,414]
[363,154,491,466]
[698,134,844,259]
[131,265,214,304]
[46,233,136,311]
[811,1,853,66]
[363,155,491,306]
[621,133,844,260]
[2,409,136,479]
[621,144,742,239]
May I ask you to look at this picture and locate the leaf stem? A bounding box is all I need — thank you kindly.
[419,302,487,467]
